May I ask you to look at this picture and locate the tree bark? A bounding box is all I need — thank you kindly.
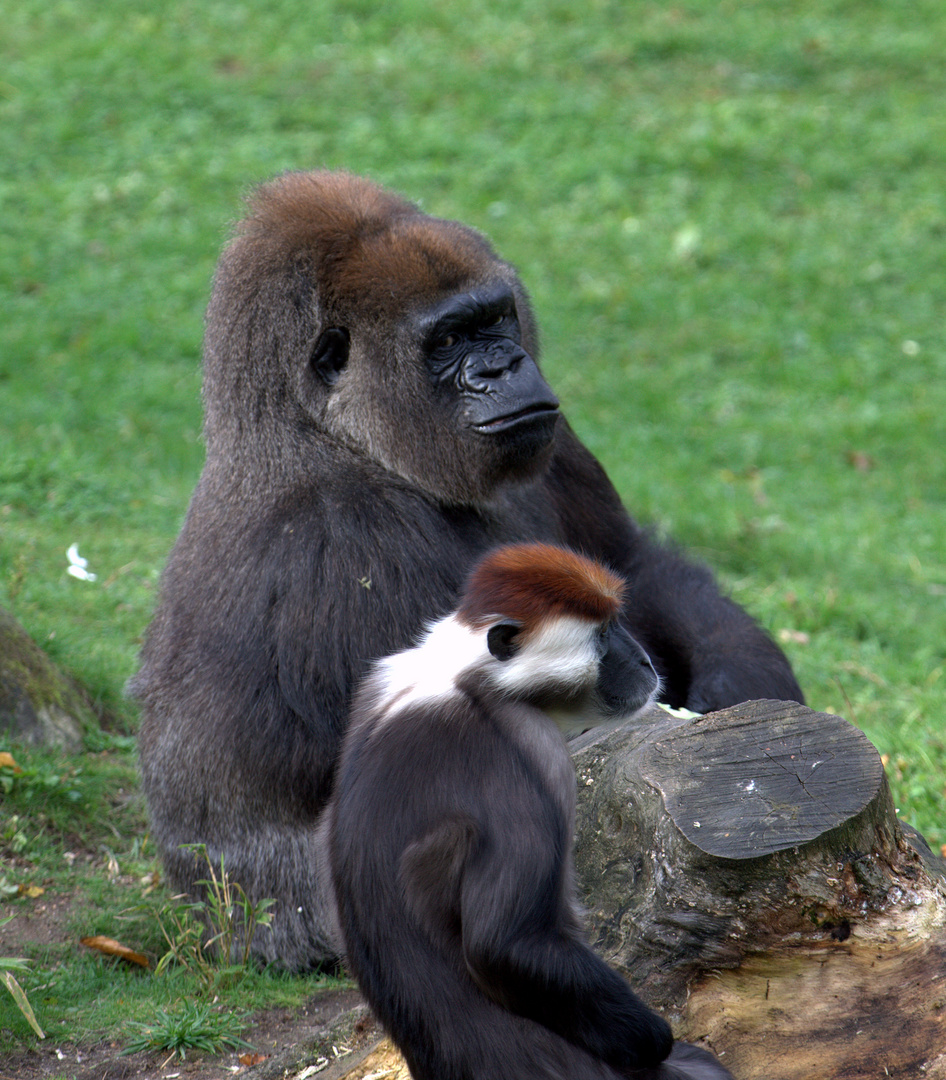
[572,699,946,1079]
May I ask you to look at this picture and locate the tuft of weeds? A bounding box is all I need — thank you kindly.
[0,742,336,1054]
[122,999,251,1060]
[0,750,83,812]
[151,845,274,993]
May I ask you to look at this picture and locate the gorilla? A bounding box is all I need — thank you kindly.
[132,170,802,970]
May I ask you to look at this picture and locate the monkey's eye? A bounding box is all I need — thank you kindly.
[438,333,459,350]
[487,622,521,662]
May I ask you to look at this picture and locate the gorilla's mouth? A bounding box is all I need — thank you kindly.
[475,403,560,434]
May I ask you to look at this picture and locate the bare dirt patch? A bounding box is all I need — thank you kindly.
[0,987,381,1080]
[0,892,76,952]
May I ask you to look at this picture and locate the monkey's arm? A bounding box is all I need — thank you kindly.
[459,817,673,1070]
[544,425,803,712]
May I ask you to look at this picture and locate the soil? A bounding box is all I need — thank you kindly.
[0,985,384,1080]
[2,988,387,1080]
[0,900,385,1080]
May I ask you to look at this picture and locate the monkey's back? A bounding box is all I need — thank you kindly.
[330,687,626,1080]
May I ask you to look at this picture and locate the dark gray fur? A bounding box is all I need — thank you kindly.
[132,170,802,970]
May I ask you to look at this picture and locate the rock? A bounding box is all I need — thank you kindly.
[0,607,98,751]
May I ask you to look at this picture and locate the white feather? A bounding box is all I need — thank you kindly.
[66,544,97,582]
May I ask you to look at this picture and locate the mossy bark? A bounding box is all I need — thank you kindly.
[0,607,98,750]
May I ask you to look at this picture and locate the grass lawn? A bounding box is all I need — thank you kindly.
[1,0,944,1057]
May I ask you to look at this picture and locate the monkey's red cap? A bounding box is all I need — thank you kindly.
[457,544,625,630]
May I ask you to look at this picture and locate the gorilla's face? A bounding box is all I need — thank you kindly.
[415,282,560,494]
[311,223,560,506]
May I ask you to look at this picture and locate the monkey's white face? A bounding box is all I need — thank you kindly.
[486,616,601,703]
[366,613,614,737]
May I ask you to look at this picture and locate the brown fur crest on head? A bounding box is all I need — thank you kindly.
[236,170,500,322]
[457,543,625,631]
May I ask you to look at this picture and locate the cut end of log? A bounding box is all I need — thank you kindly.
[643,699,886,860]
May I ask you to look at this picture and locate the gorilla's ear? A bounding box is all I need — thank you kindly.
[487,622,521,662]
[311,327,350,386]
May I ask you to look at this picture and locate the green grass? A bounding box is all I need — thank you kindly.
[1,0,945,1054]
[0,742,342,1050]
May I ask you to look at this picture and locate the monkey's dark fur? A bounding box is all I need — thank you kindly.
[329,543,733,1080]
[133,170,803,970]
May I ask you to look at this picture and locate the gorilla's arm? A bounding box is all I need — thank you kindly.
[617,531,804,712]
[544,424,803,712]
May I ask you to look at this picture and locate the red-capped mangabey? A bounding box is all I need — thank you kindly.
[329,544,735,1080]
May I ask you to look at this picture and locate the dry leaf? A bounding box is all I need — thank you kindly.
[81,935,150,968]
[17,884,44,899]
[846,449,876,472]
[0,752,21,773]
[239,1052,268,1066]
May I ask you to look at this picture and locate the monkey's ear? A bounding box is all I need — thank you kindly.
[311,327,350,386]
[487,622,521,662]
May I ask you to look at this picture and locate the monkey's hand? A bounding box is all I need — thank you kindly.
[620,1040,736,1080]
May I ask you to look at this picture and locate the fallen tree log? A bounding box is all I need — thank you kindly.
[572,699,946,1080]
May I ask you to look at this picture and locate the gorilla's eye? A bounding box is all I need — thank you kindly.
[439,333,459,350]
